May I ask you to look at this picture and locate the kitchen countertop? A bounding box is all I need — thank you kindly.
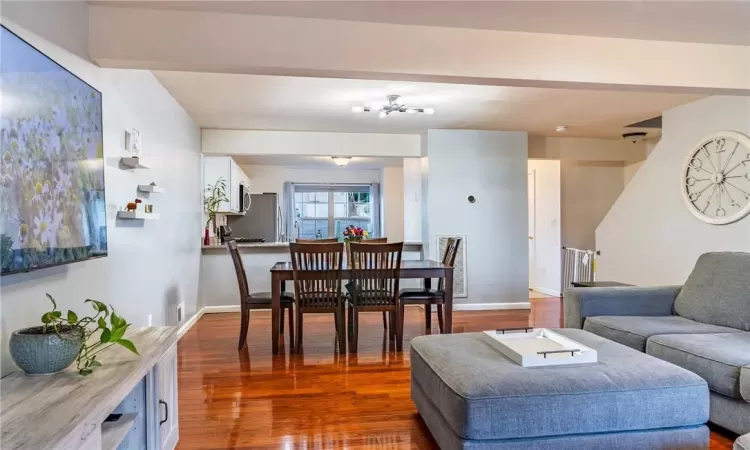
[202,241,424,250]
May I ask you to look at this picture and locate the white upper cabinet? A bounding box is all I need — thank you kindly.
[203,156,249,214]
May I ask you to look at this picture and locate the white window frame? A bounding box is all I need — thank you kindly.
[291,184,379,239]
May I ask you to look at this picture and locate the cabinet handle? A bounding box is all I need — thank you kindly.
[159,400,169,425]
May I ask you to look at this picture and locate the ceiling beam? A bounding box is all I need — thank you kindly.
[89,6,750,94]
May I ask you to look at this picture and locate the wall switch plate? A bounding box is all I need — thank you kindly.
[124,129,142,154]
[147,313,153,326]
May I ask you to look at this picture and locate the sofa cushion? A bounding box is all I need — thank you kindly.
[410,329,708,441]
[674,252,750,331]
[647,333,750,401]
[583,315,739,351]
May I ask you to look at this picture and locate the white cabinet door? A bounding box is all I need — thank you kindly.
[157,344,179,450]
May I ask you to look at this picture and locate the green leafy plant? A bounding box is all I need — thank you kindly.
[204,177,229,227]
[41,294,139,376]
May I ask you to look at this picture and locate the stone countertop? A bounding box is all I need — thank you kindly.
[202,241,424,250]
[0,326,178,450]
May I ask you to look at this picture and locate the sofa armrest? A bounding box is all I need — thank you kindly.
[742,366,750,403]
[563,286,682,329]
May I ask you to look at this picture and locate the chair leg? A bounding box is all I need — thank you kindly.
[350,307,359,353]
[238,308,250,351]
[397,303,405,352]
[280,307,285,334]
[295,309,304,354]
[437,304,444,334]
[288,306,295,351]
[389,311,396,340]
[382,311,388,330]
[336,306,347,354]
[424,305,432,332]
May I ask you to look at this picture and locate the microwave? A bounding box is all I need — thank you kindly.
[239,183,250,213]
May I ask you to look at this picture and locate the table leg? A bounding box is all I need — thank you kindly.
[424,278,432,331]
[271,273,281,355]
[443,268,453,334]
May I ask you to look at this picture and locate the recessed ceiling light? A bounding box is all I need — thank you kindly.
[331,157,352,166]
[556,125,568,133]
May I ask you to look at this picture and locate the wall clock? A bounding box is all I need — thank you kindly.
[682,131,750,225]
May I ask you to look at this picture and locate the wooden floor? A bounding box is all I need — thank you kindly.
[176,298,736,449]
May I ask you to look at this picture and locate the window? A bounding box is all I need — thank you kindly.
[293,185,375,239]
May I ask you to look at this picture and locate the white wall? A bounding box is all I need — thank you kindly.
[528,160,562,295]
[402,158,423,242]
[597,96,750,285]
[0,14,202,375]
[381,166,404,241]
[424,130,528,306]
[203,129,421,157]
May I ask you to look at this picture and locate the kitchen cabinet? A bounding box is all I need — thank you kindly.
[204,156,249,214]
[157,344,179,450]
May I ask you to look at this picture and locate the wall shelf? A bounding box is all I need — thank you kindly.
[117,211,160,220]
[101,413,138,450]
[137,184,164,193]
[120,157,150,169]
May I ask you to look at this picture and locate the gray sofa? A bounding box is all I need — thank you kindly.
[564,252,750,436]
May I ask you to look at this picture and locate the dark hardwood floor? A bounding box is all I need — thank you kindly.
[176,297,736,449]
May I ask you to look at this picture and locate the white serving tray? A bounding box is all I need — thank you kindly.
[480,328,598,367]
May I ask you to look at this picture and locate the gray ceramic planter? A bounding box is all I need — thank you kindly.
[9,326,83,375]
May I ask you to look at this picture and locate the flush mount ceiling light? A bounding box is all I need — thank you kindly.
[351,95,435,118]
[331,157,352,167]
[556,125,568,133]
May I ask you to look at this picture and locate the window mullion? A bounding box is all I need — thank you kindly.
[328,193,335,237]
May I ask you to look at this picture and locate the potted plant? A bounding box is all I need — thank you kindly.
[342,225,369,267]
[9,294,139,376]
[204,177,229,245]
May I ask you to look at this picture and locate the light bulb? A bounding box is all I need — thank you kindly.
[331,157,352,166]
[378,110,388,119]
[351,105,365,113]
[406,108,417,114]
[423,108,435,115]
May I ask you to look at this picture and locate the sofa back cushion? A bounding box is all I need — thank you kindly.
[674,252,750,331]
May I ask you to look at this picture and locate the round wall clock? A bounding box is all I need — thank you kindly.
[682,131,750,225]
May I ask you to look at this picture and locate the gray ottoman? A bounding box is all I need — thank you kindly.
[411,329,709,449]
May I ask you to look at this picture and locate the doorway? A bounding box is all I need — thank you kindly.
[528,160,562,297]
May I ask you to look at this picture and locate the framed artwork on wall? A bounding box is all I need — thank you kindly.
[436,235,467,298]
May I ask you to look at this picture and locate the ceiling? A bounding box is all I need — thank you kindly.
[100,1,750,46]
[232,155,404,169]
[154,71,703,138]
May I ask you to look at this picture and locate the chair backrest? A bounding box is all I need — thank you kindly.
[349,242,403,307]
[296,237,339,243]
[289,242,344,309]
[226,240,250,303]
[361,237,388,244]
[437,238,461,292]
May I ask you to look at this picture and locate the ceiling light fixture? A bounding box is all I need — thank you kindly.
[331,157,352,167]
[556,125,568,133]
[352,95,435,118]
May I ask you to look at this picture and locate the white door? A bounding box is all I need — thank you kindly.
[158,344,179,450]
[528,170,536,289]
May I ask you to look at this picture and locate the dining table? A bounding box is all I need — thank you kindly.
[269,259,455,354]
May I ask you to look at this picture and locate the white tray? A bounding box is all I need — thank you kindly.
[480,328,598,367]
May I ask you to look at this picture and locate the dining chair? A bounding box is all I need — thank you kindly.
[289,242,346,354]
[296,237,339,243]
[357,237,389,329]
[226,239,295,351]
[347,242,404,352]
[399,238,461,334]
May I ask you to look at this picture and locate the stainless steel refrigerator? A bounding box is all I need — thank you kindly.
[226,193,282,242]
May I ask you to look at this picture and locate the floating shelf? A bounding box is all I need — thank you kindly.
[137,184,164,193]
[117,211,160,220]
[101,413,138,450]
[120,157,150,169]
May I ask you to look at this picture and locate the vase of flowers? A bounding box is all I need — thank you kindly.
[342,225,369,267]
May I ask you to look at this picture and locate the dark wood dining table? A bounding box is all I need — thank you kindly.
[269,260,454,354]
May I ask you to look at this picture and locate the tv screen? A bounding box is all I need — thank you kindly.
[0,25,107,275]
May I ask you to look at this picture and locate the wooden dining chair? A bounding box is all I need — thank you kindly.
[347,242,404,352]
[296,237,339,243]
[399,238,461,334]
[226,240,295,351]
[357,237,389,329]
[289,242,346,354]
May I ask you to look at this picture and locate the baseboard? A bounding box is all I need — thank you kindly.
[531,286,562,297]
[453,302,531,311]
[202,305,242,314]
[176,308,204,339]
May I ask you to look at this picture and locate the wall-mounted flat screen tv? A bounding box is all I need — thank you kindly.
[1,25,107,275]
